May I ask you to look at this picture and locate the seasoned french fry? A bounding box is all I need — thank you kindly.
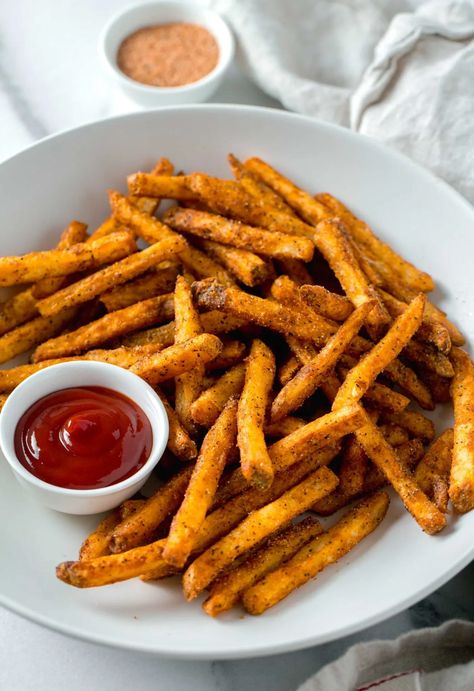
[333,294,425,410]
[100,264,180,312]
[0,231,135,287]
[228,153,293,214]
[278,354,301,386]
[449,349,474,513]
[173,276,204,434]
[182,466,338,600]
[313,219,390,339]
[403,339,454,378]
[271,301,373,422]
[206,339,246,370]
[163,399,238,567]
[37,236,185,317]
[119,499,147,521]
[109,467,194,554]
[415,429,453,512]
[203,516,323,616]
[130,333,223,386]
[192,279,335,346]
[242,491,389,615]
[270,275,338,328]
[155,388,198,461]
[32,294,174,361]
[198,238,272,287]
[0,288,38,336]
[79,509,122,560]
[127,172,196,200]
[264,416,307,438]
[336,356,411,414]
[338,437,368,496]
[381,410,435,442]
[164,207,314,261]
[315,191,434,293]
[0,308,77,364]
[355,409,446,534]
[238,339,276,488]
[180,244,235,286]
[300,284,353,322]
[379,423,410,447]
[190,362,246,427]
[0,393,9,411]
[275,258,313,287]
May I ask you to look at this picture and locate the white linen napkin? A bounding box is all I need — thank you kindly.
[211,0,474,203]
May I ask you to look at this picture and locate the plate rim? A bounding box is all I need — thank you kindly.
[1,103,473,659]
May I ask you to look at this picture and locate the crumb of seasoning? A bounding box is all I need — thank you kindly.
[117,23,219,87]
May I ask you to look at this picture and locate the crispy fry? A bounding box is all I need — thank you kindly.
[119,499,147,521]
[100,264,180,312]
[264,416,307,438]
[381,410,435,442]
[313,219,390,339]
[192,279,335,346]
[333,294,425,410]
[155,388,198,461]
[0,308,77,364]
[206,339,246,370]
[173,275,204,434]
[242,491,389,615]
[130,333,223,386]
[164,207,314,261]
[180,243,235,286]
[228,153,293,215]
[270,274,338,328]
[415,429,453,512]
[191,362,246,427]
[32,294,174,361]
[37,236,185,317]
[198,238,272,287]
[163,399,238,567]
[109,467,194,554]
[338,437,368,496]
[127,172,196,200]
[300,284,353,322]
[238,339,276,488]
[0,230,135,287]
[379,423,410,447]
[417,368,452,404]
[203,516,323,616]
[403,339,454,378]
[355,409,446,534]
[182,466,338,600]
[79,509,122,560]
[336,356,411,414]
[0,288,38,336]
[271,301,373,422]
[275,258,313,286]
[449,349,474,512]
[278,354,301,386]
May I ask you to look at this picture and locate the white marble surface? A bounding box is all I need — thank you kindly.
[0,2,472,689]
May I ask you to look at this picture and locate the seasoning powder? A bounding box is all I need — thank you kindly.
[117,22,219,87]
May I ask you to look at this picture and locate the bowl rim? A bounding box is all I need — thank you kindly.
[0,360,169,497]
[99,0,235,95]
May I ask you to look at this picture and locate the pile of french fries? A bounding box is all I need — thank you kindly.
[1,153,473,617]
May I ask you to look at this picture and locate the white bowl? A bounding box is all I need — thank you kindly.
[100,1,234,106]
[0,361,169,514]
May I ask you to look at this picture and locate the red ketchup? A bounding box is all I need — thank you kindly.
[14,386,152,490]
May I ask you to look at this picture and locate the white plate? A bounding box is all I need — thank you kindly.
[0,105,473,659]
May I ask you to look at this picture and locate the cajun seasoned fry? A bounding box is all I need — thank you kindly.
[182,466,338,600]
[449,348,474,513]
[155,388,198,461]
[415,429,453,513]
[300,284,353,322]
[197,238,272,287]
[100,263,180,312]
[403,339,454,378]
[190,362,246,427]
[0,308,77,365]
[278,354,301,386]
[164,207,314,261]
[206,339,246,370]
[275,258,313,287]
[379,424,410,447]
[0,289,38,337]
[203,516,323,616]
[79,509,122,561]
[238,339,276,488]
[381,410,435,442]
[32,294,174,361]
[127,172,196,200]
[264,416,307,438]
[242,491,389,615]
[271,301,373,422]
[228,153,293,215]
[163,399,238,567]
[180,243,235,286]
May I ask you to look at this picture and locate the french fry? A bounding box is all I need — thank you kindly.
[313,219,390,339]
[275,258,313,287]
[242,491,389,615]
[270,275,338,328]
[268,405,365,472]
[355,409,446,534]
[300,284,353,322]
[0,230,135,287]
[130,333,223,386]
[0,308,77,365]
[32,294,174,361]
[190,362,246,427]
[79,509,122,560]
[155,388,198,461]
[37,236,185,317]
[127,172,196,200]
[100,264,180,312]
[0,289,38,337]
[180,244,235,286]
[163,399,238,567]
[192,279,335,347]
[333,294,425,410]
[203,516,323,616]
[379,423,410,447]
[338,437,368,496]
[449,348,474,512]
[119,499,147,521]
[381,410,435,442]
[164,207,314,261]
[238,339,276,488]
[206,339,246,370]
[0,393,9,411]
[278,354,301,386]
[264,416,307,438]
[336,356,411,414]
[109,466,194,554]
[271,301,373,422]
[228,153,294,215]
[403,339,454,378]
[315,191,434,293]
[197,238,272,287]
[182,466,339,600]
[415,429,453,512]
[173,275,204,434]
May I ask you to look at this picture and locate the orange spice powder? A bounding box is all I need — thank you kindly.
[117,23,219,88]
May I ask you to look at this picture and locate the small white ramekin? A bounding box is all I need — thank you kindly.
[0,361,169,515]
[100,1,234,107]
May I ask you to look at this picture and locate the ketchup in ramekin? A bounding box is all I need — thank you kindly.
[14,386,152,490]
